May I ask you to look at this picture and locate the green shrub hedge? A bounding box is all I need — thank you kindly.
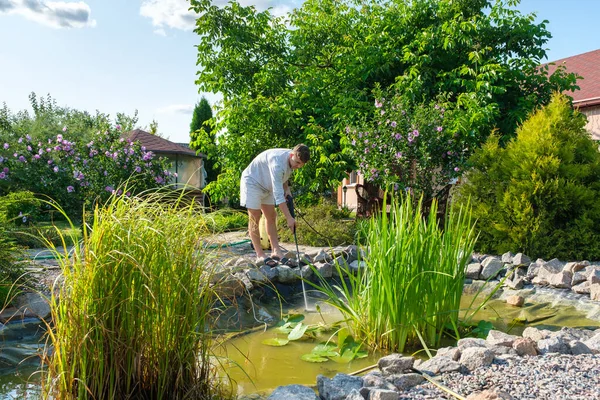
[455,94,600,260]
[277,199,358,247]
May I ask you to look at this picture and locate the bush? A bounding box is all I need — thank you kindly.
[0,190,42,225]
[277,199,357,247]
[0,221,25,307]
[455,94,600,260]
[206,209,248,233]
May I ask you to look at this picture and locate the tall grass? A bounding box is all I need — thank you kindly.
[313,194,477,353]
[42,190,231,399]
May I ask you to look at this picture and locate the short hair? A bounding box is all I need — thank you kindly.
[292,144,310,163]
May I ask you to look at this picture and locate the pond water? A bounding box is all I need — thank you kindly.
[1,290,599,399]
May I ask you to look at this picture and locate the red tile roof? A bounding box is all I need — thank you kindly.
[546,49,600,108]
[123,129,204,158]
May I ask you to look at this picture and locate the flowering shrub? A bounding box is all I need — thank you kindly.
[0,126,173,220]
[346,89,469,199]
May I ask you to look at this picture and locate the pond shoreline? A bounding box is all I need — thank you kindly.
[2,234,600,399]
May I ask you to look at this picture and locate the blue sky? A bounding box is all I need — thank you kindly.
[1,0,598,144]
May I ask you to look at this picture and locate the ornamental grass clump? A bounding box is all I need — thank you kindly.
[42,191,231,400]
[313,194,476,353]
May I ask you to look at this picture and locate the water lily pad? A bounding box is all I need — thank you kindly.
[329,348,357,363]
[285,314,305,323]
[288,322,308,341]
[276,322,294,334]
[301,353,329,363]
[262,338,289,347]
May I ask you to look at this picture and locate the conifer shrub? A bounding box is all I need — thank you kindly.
[455,94,600,260]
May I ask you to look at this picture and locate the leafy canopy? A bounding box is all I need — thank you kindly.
[190,0,578,203]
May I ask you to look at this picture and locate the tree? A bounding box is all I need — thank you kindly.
[190,0,579,203]
[189,97,219,184]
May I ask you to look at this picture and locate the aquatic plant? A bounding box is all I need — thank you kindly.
[311,194,477,352]
[41,190,231,399]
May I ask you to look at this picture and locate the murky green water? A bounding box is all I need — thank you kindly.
[1,291,599,399]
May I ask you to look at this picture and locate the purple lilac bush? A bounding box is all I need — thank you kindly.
[346,90,471,200]
[0,125,173,220]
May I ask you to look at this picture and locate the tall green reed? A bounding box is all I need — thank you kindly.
[42,190,231,399]
[312,194,477,353]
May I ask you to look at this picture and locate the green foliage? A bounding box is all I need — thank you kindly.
[0,221,24,307]
[348,89,468,199]
[190,97,219,185]
[0,191,42,225]
[42,191,232,399]
[456,94,600,260]
[277,199,357,246]
[0,122,173,220]
[190,0,579,203]
[309,194,477,352]
[205,208,248,233]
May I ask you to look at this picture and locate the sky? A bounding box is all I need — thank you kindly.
[0,0,599,144]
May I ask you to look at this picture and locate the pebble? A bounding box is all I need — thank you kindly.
[400,354,600,399]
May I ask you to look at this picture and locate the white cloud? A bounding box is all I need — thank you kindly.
[0,0,96,29]
[156,104,194,115]
[139,0,296,33]
[140,0,196,32]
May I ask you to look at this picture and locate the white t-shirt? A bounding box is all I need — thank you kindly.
[241,148,292,205]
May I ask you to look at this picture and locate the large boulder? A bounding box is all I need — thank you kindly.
[316,374,363,400]
[267,384,319,400]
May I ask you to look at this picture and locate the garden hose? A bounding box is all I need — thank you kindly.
[203,239,251,249]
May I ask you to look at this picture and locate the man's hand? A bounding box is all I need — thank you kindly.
[286,215,296,233]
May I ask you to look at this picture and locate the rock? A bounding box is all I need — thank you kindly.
[526,261,542,279]
[590,267,600,284]
[584,332,600,353]
[564,260,590,274]
[487,345,517,356]
[466,263,482,280]
[349,260,367,272]
[547,271,573,289]
[572,281,591,294]
[312,249,331,263]
[543,258,565,273]
[246,267,270,283]
[522,327,552,342]
[591,283,600,301]
[512,253,531,267]
[505,295,524,307]
[501,252,514,263]
[388,373,424,391]
[554,327,596,342]
[568,340,593,355]
[235,257,253,267]
[505,276,525,290]
[314,262,333,278]
[537,337,570,355]
[486,330,518,347]
[512,337,537,356]
[368,389,399,400]
[418,356,461,375]
[480,257,505,280]
[362,373,396,391]
[344,389,364,400]
[459,347,494,371]
[457,338,487,349]
[377,354,414,375]
[12,292,51,319]
[344,245,360,263]
[316,374,362,400]
[267,384,319,400]
[435,346,461,361]
[571,271,588,286]
[466,389,515,400]
[275,265,299,283]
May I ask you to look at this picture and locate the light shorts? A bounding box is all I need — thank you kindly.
[240,176,275,210]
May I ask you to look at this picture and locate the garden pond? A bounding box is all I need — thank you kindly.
[1,289,599,399]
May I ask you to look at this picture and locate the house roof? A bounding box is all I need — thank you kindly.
[123,129,205,158]
[546,48,600,108]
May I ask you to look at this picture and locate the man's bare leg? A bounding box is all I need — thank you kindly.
[261,204,285,259]
[247,208,266,260]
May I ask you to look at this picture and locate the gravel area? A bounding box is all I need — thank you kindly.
[403,353,600,399]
